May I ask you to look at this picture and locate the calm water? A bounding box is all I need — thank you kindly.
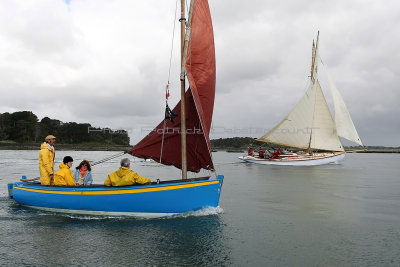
[0,150,399,266]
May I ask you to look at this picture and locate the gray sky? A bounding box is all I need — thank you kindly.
[0,0,399,146]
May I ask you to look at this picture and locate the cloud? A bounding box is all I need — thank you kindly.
[0,0,399,146]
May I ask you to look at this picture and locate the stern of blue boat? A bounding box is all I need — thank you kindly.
[7,183,13,199]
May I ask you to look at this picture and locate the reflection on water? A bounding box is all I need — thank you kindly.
[1,150,400,265]
[2,198,229,266]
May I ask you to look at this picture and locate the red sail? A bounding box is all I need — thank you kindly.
[129,0,216,173]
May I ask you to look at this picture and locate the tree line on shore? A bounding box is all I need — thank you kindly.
[210,137,301,151]
[2,112,397,150]
[0,111,129,145]
[209,137,398,151]
[211,137,270,150]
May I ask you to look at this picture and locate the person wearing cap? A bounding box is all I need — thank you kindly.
[104,158,151,186]
[39,135,56,185]
[54,156,76,186]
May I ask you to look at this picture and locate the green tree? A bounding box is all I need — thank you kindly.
[57,122,91,144]
[8,111,38,142]
[1,111,130,145]
[0,113,11,140]
[39,117,62,141]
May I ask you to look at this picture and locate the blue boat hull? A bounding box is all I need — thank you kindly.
[8,175,223,217]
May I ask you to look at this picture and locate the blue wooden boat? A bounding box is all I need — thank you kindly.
[8,176,223,217]
[7,0,223,217]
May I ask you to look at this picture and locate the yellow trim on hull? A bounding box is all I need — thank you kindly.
[14,181,220,196]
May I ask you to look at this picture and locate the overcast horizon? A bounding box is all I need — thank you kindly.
[1,0,399,147]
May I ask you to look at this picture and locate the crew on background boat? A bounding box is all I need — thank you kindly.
[104,158,151,187]
[258,147,264,158]
[39,135,56,185]
[271,148,282,159]
[54,156,75,186]
[73,160,93,186]
[248,146,254,156]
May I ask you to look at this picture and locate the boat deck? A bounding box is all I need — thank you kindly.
[23,176,211,188]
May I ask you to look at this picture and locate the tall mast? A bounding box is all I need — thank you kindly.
[180,0,195,179]
[179,0,195,179]
[180,0,187,179]
[309,31,319,153]
[311,31,320,83]
[307,128,313,155]
[310,40,315,81]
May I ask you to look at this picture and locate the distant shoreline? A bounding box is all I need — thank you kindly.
[0,142,131,151]
[1,142,399,153]
[212,148,400,154]
[209,137,399,153]
[349,149,400,153]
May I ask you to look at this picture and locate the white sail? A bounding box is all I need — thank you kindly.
[323,65,363,146]
[310,81,344,151]
[259,83,316,149]
[258,32,357,153]
[259,80,344,151]
[259,36,321,149]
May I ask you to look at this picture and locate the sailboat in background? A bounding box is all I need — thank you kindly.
[239,32,363,166]
[8,0,223,216]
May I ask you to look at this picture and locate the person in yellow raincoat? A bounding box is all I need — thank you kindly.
[54,156,76,186]
[104,158,151,186]
[39,135,56,185]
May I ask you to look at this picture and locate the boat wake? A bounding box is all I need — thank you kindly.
[170,206,224,219]
[17,206,225,221]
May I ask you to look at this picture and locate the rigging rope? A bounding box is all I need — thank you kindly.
[91,151,128,166]
[160,0,179,163]
[167,0,179,85]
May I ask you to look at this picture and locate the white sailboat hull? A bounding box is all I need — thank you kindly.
[238,152,345,166]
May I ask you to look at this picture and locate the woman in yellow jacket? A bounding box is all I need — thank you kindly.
[39,135,56,185]
[105,158,151,186]
[54,156,76,186]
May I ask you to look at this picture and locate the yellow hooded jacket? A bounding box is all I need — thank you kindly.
[54,163,76,186]
[39,142,55,185]
[104,167,151,186]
